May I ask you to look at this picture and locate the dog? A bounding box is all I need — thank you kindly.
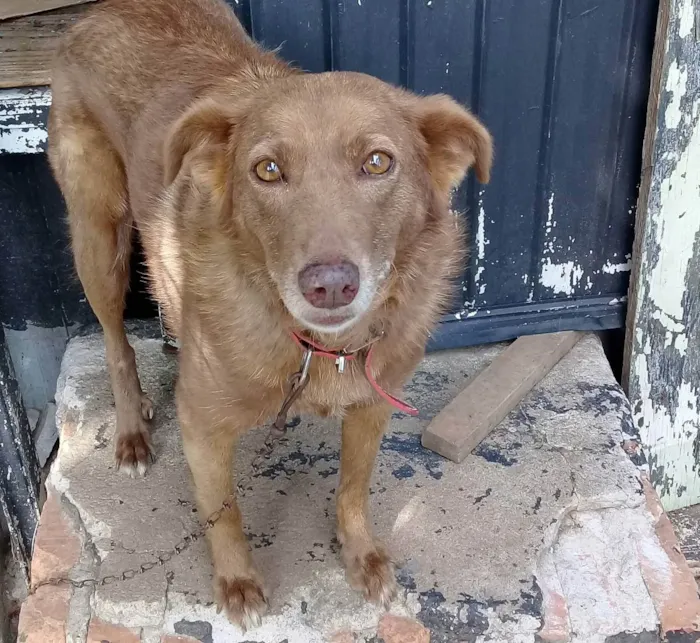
[48,0,492,629]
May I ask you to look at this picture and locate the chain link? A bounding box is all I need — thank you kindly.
[29,351,312,596]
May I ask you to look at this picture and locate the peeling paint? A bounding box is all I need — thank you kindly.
[678,0,695,38]
[647,131,700,323]
[627,0,700,511]
[651,308,687,354]
[602,258,632,274]
[541,259,584,296]
[474,190,488,296]
[635,355,699,507]
[665,60,688,129]
[545,193,555,245]
[0,88,51,154]
[539,193,586,296]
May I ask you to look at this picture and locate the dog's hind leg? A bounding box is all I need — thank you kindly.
[48,96,154,476]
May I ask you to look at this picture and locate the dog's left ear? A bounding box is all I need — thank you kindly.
[413,94,492,194]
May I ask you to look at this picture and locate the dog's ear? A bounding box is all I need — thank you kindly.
[413,94,492,194]
[164,98,234,186]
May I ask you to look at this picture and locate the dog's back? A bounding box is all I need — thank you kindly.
[51,0,268,163]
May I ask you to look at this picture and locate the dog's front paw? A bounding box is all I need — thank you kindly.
[115,395,155,477]
[115,428,154,476]
[343,544,397,607]
[215,575,268,631]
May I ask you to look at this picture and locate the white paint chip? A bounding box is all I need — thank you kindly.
[665,60,688,130]
[602,259,632,274]
[474,191,488,295]
[540,259,584,296]
[678,0,695,38]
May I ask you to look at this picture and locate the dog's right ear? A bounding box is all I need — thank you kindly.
[163,98,234,186]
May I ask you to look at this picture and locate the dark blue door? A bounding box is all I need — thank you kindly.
[227,0,658,348]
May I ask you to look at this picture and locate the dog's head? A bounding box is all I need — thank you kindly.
[164,72,491,335]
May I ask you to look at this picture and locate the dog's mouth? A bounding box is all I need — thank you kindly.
[301,309,358,333]
[312,312,353,326]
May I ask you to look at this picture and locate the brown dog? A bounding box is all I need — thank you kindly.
[48,0,492,630]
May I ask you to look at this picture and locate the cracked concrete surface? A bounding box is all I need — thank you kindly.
[17,331,700,642]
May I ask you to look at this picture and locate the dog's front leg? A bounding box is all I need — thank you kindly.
[178,399,267,631]
[337,403,397,607]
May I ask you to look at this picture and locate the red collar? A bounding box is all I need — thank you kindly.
[290,331,419,416]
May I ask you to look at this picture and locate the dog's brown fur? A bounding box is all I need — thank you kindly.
[48,0,492,629]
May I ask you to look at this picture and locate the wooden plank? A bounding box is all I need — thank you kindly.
[622,0,700,511]
[0,6,89,89]
[422,331,582,463]
[0,0,95,21]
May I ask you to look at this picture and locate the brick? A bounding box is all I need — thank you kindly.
[328,632,355,643]
[31,491,81,585]
[87,618,140,643]
[378,615,430,643]
[621,439,642,460]
[640,475,700,635]
[17,585,70,643]
[537,588,571,642]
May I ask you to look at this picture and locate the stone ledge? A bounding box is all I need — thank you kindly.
[16,332,700,642]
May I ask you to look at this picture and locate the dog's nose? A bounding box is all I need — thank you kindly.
[298,261,360,309]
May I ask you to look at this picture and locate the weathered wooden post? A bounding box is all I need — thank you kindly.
[624,0,700,510]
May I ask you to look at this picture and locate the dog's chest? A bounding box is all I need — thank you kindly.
[291,357,374,417]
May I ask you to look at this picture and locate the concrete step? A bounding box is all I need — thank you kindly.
[17,332,700,642]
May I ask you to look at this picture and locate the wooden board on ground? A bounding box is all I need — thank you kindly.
[0,5,90,89]
[422,331,582,463]
[0,0,95,21]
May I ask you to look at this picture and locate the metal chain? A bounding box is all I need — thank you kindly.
[29,350,313,595]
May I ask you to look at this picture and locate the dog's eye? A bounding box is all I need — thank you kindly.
[362,151,393,176]
[255,159,282,182]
